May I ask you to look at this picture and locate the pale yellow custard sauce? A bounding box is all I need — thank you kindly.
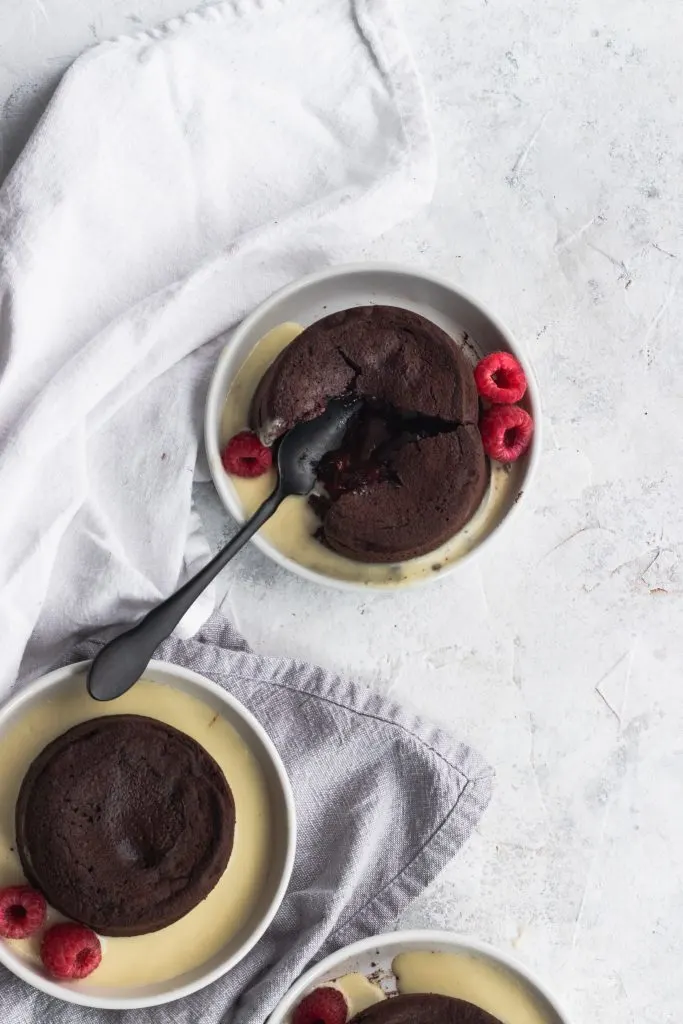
[393,951,553,1024]
[324,951,554,1024]
[329,972,386,1016]
[220,323,520,586]
[0,677,272,987]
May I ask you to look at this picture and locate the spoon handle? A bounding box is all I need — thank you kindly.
[87,487,284,701]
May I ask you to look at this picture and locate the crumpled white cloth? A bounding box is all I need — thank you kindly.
[0,0,435,693]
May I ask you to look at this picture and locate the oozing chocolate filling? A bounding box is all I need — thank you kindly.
[311,400,471,511]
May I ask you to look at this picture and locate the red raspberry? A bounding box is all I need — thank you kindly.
[474,351,527,404]
[293,986,348,1024]
[479,404,534,462]
[40,923,102,980]
[0,885,46,939]
[221,431,272,478]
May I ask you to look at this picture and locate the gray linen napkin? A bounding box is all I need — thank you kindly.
[0,613,492,1024]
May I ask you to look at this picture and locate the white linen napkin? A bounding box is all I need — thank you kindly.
[0,0,435,693]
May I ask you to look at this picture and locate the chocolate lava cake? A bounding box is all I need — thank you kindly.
[350,994,506,1024]
[16,715,235,936]
[251,305,488,562]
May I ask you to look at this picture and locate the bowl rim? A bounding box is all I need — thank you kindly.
[266,928,571,1024]
[205,260,542,591]
[0,659,297,1009]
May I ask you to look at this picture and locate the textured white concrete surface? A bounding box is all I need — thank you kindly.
[2,2,682,1023]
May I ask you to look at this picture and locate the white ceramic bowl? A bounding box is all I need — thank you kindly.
[267,930,569,1024]
[205,262,542,590]
[0,660,296,1009]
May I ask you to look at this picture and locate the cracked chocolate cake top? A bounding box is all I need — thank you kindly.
[252,305,480,434]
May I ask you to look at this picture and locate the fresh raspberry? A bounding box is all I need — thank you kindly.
[479,404,534,462]
[40,923,102,980]
[0,885,47,939]
[221,431,272,478]
[292,986,348,1024]
[474,351,527,404]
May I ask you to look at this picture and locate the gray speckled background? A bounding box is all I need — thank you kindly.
[2,2,682,1022]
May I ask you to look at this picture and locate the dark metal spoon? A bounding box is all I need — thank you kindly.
[87,396,361,701]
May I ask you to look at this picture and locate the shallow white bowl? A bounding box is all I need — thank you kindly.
[205,262,542,590]
[267,930,569,1024]
[0,660,296,1009]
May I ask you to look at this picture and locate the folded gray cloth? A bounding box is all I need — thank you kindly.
[0,612,492,1024]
